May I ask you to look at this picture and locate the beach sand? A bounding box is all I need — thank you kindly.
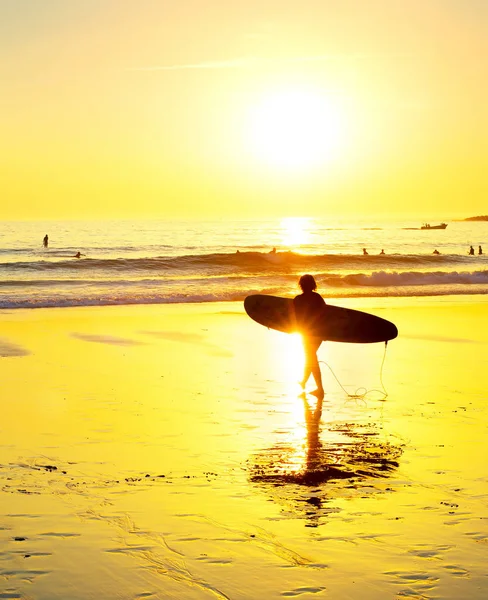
[1,297,487,599]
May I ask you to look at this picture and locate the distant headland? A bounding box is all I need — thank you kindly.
[464,215,488,221]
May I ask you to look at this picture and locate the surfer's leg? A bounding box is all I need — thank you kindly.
[300,337,316,387]
[310,364,324,397]
[302,338,323,395]
[309,339,324,397]
[299,365,311,388]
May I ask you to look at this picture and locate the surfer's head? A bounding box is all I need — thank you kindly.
[298,274,317,293]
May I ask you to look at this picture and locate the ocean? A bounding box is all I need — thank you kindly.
[0,217,486,309]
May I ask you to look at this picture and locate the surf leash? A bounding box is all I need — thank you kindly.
[319,341,390,401]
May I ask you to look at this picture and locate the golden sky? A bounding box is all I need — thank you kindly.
[2,0,487,219]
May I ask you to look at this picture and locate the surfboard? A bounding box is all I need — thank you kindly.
[244,294,398,343]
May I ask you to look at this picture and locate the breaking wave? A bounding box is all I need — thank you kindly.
[0,251,484,274]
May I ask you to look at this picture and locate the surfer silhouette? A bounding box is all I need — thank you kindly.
[469,246,475,256]
[293,274,326,399]
[43,234,48,248]
[478,246,483,255]
[362,248,368,255]
[433,249,440,255]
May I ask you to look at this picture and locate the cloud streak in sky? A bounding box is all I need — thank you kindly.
[126,54,378,72]
[127,58,254,71]
[128,52,414,72]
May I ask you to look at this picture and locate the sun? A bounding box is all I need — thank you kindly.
[247,89,347,172]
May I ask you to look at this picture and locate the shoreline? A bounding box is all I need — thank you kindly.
[1,290,487,313]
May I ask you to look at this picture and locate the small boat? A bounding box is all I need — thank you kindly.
[421,223,448,230]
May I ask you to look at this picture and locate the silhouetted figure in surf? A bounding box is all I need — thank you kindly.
[73,252,85,258]
[469,245,475,256]
[379,249,385,255]
[293,274,326,399]
[43,234,48,248]
[479,246,483,255]
[362,248,368,255]
[433,249,440,255]
[269,247,276,254]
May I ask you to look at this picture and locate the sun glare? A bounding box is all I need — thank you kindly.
[281,217,312,247]
[248,89,346,172]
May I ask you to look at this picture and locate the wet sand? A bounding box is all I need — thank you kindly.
[0,297,487,599]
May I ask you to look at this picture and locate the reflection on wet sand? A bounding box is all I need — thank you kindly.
[249,394,404,526]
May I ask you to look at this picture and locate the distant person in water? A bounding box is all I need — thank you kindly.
[293,274,326,399]
[433,249,440,255]
[362,248,368,255]
[269,247,276,254]
[479,246,483,255]
[379,249,385,255]
[469,246,475,255]
[43,234,48,248]
[73,252,85,258]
